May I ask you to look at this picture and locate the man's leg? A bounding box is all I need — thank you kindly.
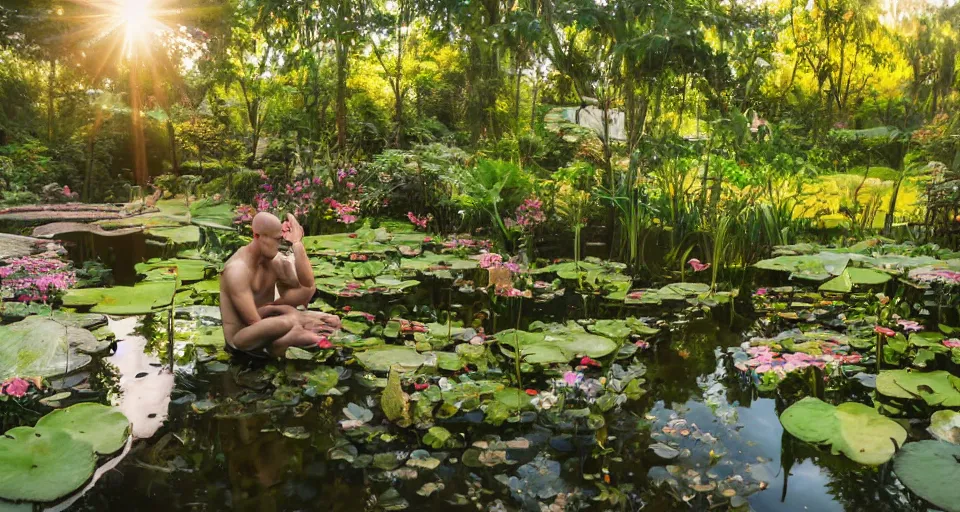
[229,313,320,357]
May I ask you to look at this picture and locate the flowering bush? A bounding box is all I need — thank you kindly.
[0,256,77,303]
[504,197,546,231]
[407,211,433,230]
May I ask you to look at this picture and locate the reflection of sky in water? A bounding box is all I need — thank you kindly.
[737,399,843,512]
[663,343,847,512]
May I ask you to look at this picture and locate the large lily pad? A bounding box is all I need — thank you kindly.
[930,410,960,444]
[819,268,892,292]
[0,316,95,380]
[876,370,960,407]
[496,322,619,365]
[354,346,433,372]
[754,253,850,281]
[62,281,176,314]
[35,403,129,454]
[136,258,215,282]
[0,426,96,502]
[145,225,200,245]
[893,441,960,512]
[779,397,907,465]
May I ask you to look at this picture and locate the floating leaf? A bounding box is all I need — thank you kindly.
[63,281,176,314]
[423,426,452,449]
[0,316,95,381]
[650,442,681,459]
[382,368,412,427]
[930,410,960,444]
[876,370,960,407]
[893,441,960,512]
[0,426,96,502]
[354,346,433,372]
[779,397,906,465]
[35,403,129,455]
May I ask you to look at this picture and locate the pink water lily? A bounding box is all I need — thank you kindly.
[634,340,650,349]
[1,378,29,398]
[688,258,710,272]
[316,337,332,349]
[874,326,896,337]
[944,338,960,348]
[580,356,601,368]
[897,319,923,332]
[754,288,768,296]
[562,371,584,386]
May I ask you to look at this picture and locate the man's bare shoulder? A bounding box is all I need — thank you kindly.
[221,255,253,290]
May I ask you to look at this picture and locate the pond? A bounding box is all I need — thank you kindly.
[2,227,958,512]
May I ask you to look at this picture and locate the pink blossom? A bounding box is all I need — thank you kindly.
[563,371,583,386]
[626,291,644,300]
[345,282,362,290]
[346,182,356,190]
[477,252,503,269]
[423,237,432,243]
[316,337,332,349]
[414,383,429,391]
[340,214,358,224]
[755,288,768,296]
[874,326,896,337]
[1,378,29,398]
[897,319,923,332]
[688,258,710,272]
[62,185,72,197]
[580,356,601,368]
[495,286,526,297]
[407,212,432,230]
[944,338,960,348]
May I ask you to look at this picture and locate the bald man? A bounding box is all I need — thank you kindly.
[220,212,340,358]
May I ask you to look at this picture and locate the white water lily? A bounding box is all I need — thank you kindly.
[532,391,558,410]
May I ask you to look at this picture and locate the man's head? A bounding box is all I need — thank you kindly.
[251,212,283,260]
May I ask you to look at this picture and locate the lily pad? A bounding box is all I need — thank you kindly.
[0,316,95,380]
[354,346,433,372]
[496,322,619,365]
[779,397,906,465]
[63,281,176,314]
[35,403,129,454]
[929,410,960,444]
[145,225,200,245]
[876,370,960,407]
[0,426,96,502]
[893,441,960,512]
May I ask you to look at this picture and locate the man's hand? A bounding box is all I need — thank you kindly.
[282,213,304,244]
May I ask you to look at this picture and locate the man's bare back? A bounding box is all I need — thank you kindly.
[220,212,339,357]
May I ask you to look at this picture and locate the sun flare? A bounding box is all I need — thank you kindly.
[109,0,164,56]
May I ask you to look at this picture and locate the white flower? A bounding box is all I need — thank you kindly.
[532,391,558,410]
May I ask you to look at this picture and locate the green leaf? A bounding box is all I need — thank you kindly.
[929,410,960,445]
[779,397,906,465]
[422,427,452,449]
[0,316,95,380]
[63,281,176,314]
[35,402,129,454]
[382,368,412,427]
[893,441,960,512]
[876,370,960,407]
[354,346,433,372]
[0,426,96,502]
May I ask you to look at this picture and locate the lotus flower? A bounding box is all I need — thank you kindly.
[688,258,711,272]
[943,338,960,348]
[562,371,583,386]
[1,378,29,398]
[874,326,896,337]
[897,319,923,332]
[580,356,601,368]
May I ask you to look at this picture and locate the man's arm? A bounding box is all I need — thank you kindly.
[272,214,316,307]
[225,266,261,325]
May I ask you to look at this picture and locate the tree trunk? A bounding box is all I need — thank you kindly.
[530,70,539,131]
[47,58,56,141]
[336,40,349,152]
[130,63,148,187]
[166,120,179,177]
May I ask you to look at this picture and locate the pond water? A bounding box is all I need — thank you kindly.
[4,229,954,512]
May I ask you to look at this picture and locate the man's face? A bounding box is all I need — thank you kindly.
[255,226,284,259]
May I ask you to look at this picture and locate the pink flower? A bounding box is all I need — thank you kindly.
[348,233,358,239]
[525,389,538,396]
[1,378,29,398]
[943,338,960,348]
[407,212,432,230]
[360,312,375,322]
[63,185,72,197]
[755,288,768,296]
[423,237,432,243]
[874,326,896,337]
[563,371,583,386]
[626,291,644,300]
[897,319,923,332]
[339,214,358,224]
[580,356,601,368]
[316,337,332,349]
[345,282,362,290]
[346,182,356,190]
[635,340,650,349]
[477,252,504,269]
[414,383,429,391]
[688,258,710,272]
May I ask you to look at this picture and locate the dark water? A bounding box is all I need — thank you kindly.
[31,233,932,512]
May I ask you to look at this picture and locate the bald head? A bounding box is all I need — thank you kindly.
[252,212,282,236]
